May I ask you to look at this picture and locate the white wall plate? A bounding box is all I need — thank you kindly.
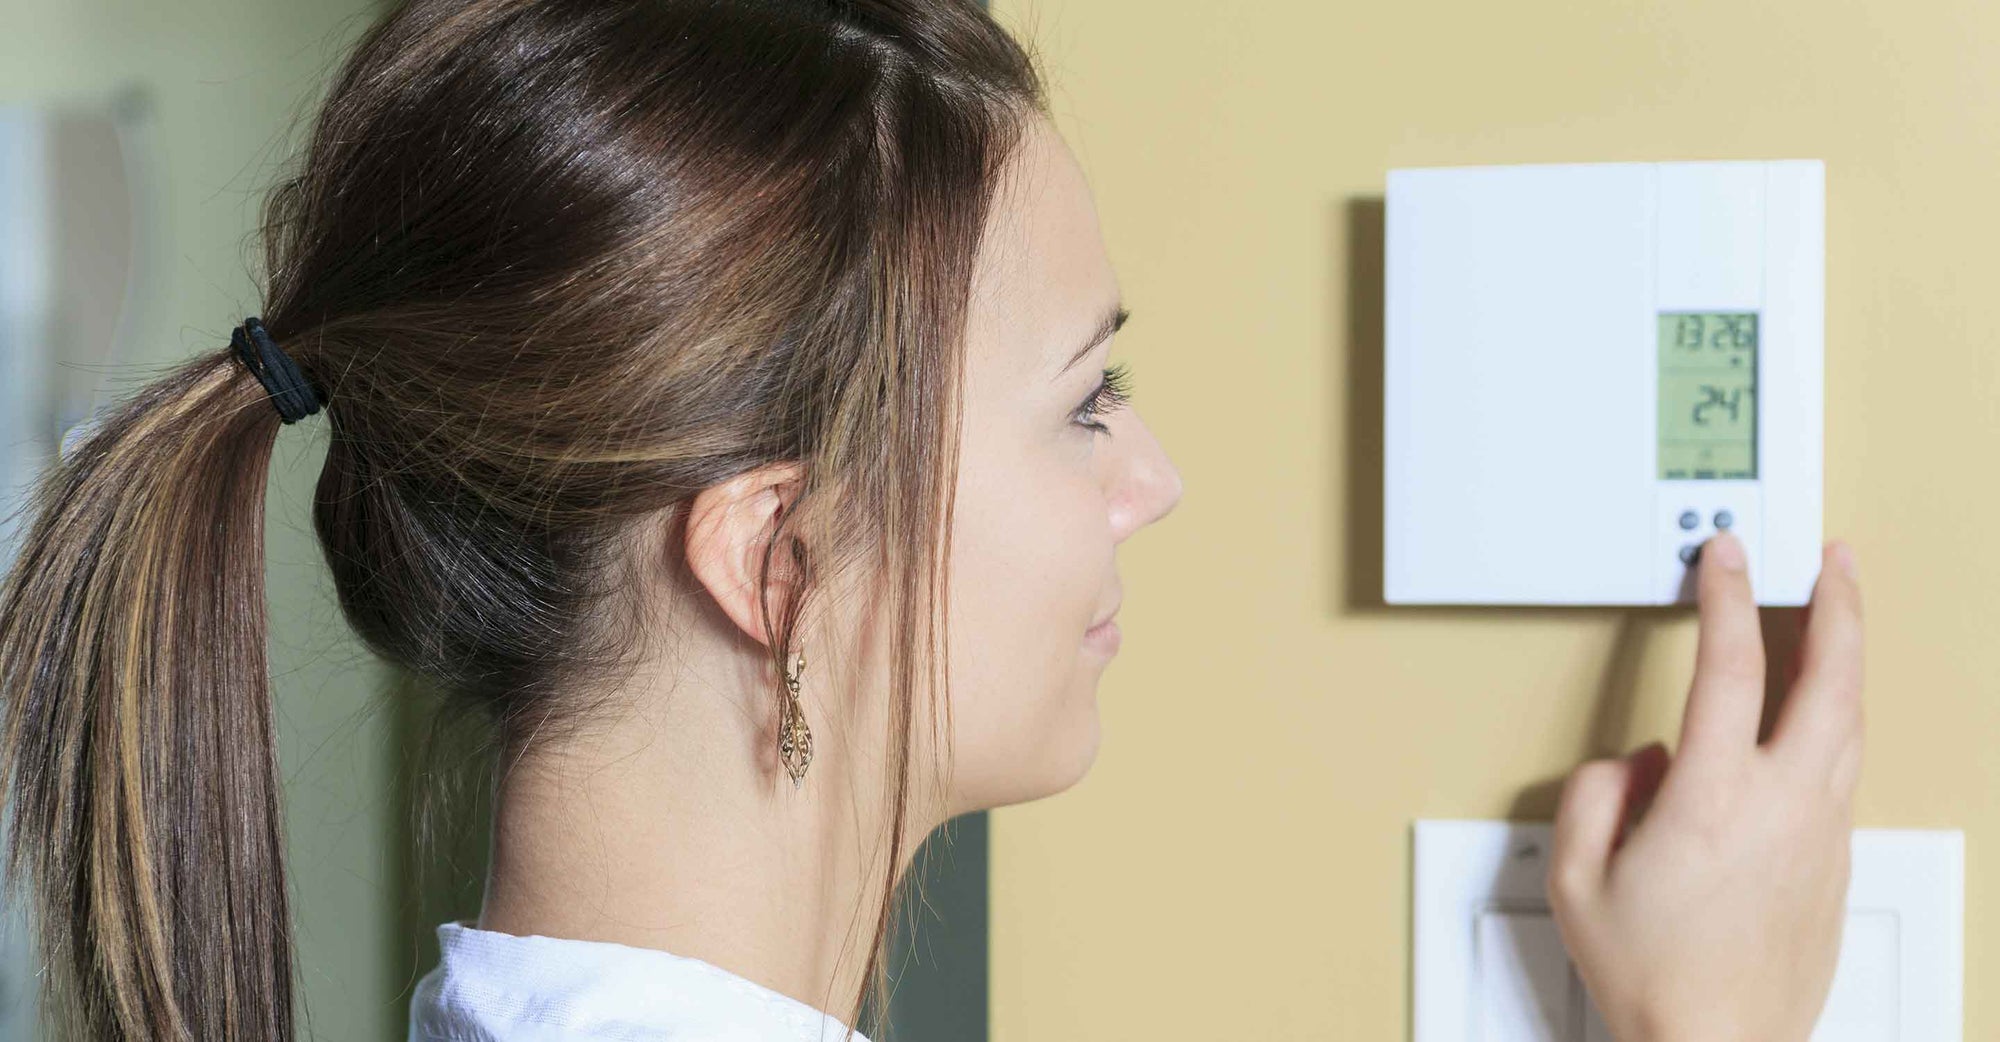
[1412,820,1963,1041]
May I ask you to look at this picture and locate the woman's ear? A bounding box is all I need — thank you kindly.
[683,462,807,648]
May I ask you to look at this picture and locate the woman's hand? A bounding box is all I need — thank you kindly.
[1547,531,1865,1042]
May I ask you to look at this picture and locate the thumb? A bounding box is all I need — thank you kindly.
[1548,745,1663,902]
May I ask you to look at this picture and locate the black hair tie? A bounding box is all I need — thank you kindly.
[230,317,324,424]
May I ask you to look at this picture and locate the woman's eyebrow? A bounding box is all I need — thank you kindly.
[1056,304,1129,377]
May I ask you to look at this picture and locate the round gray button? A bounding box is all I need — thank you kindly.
[1678,510,1700,531]
[1679,543,1701,565]
[1713,510,1734,530]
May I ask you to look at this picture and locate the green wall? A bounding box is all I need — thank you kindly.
[0,2,400,1037]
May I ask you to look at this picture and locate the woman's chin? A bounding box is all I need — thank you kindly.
[957,710,1102,813]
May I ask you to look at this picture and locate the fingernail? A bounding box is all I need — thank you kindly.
[1829,540,1859,580]
[1707,531,1747,571]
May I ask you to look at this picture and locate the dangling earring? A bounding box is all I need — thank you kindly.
[779,648,814,789]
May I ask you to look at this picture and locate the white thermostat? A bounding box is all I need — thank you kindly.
[1384,160,1824,606]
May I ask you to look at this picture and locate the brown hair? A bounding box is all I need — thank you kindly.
[0,0,1044,1037]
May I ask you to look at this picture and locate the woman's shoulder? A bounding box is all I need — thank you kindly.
[408,921,871,1042]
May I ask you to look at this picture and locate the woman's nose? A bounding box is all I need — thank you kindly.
[1108,410,1183,542]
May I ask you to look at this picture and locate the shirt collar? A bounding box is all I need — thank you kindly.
[410,921,874,1042]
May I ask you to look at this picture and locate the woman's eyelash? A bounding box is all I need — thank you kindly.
[1073,362,1133,433]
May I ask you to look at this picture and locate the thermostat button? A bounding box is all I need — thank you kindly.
[1679,543,1702,566]
[1714,509,1735,530]
[1678,510,1700,531]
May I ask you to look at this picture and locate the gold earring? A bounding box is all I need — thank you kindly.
[779,649,814,789]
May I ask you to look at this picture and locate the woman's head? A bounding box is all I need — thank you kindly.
[671,110,1183,823]
[0,0,1176,1037]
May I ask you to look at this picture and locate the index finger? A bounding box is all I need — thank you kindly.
[1676,530,1767,767]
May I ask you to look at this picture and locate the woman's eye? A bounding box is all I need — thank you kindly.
[1071,362,1133,434]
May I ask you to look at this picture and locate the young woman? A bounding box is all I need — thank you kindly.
[0,1,1864,1040]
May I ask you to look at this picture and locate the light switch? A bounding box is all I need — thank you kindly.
[1816,911,1899,1041]
[1475,911,1577,1038]
[1413,821,1962,1041]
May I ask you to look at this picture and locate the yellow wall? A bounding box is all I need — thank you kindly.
[988,0,1999,1037]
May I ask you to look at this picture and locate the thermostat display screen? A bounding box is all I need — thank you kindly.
[1658,312,1758,480]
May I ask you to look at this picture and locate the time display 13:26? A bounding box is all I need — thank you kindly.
[1658,311,1757,480]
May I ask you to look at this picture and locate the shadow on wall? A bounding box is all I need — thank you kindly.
[1339,195,1388,616]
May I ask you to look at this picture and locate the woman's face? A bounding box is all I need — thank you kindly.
[941,116,1183,816]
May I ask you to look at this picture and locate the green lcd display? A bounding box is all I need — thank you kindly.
[1658,312,1758,480]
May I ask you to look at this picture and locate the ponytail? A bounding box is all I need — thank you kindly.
[0,352,298,1039]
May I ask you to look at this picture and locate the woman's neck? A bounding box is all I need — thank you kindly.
[476,642,923,1031]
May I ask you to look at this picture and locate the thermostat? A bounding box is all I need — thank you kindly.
[1383,160,1824,606]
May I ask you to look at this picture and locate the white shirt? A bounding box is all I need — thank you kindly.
[408,922,874,1042]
